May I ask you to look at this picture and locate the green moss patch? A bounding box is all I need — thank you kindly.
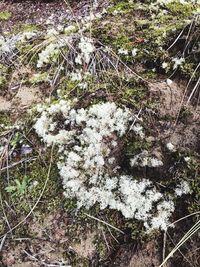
[0,11,12,21]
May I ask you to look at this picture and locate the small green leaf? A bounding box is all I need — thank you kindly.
[5,186,17,193]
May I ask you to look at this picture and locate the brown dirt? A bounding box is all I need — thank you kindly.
[148,80,184,118]
[0,0,68,32]
[1,211,70,266]
[0,0,109,32]
[168,122,200,151]
[128,241,171,267]
[0,95,11,111]
[148,79,200,151]
[1,211,105,266]
[72,231,96,259]
[110,240,171,267]
[13,86,42,107]
[0,86,43,115]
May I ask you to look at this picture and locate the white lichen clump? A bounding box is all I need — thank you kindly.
[130,150,163,167]
[0,36,11,53]
[76,37,95,65]
[166,142,176,152]
[34,101,188,231]
[175,181,191,197]
[172,57,185,70]
[118,48,128,55]
[36,35,95,69]
[0,35,21,55]
[0,31,37,57]
[37,42,63,68]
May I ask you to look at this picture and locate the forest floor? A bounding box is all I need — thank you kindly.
[0,0,199,267]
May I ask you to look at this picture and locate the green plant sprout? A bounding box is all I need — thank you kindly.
[5,176,29,197]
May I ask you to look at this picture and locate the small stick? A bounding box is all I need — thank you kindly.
[0,157,37,172]
[84,213,124,234]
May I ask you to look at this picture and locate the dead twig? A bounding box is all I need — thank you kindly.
[0,157,37,172]
[84,213,124,234]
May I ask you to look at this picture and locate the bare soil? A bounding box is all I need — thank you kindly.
[0,0,108,31]
[0,0,68,31]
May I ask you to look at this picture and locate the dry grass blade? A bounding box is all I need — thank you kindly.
[167,26,187,51]
[165,231,194,267]
[160,219,200,267]
[0,234,7,252]
[183,14,199,56]
[186,76,200,105]
[174,63,200,125]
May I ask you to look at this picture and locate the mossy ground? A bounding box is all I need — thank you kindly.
[0,0,199,266]
[0,10,11,21]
